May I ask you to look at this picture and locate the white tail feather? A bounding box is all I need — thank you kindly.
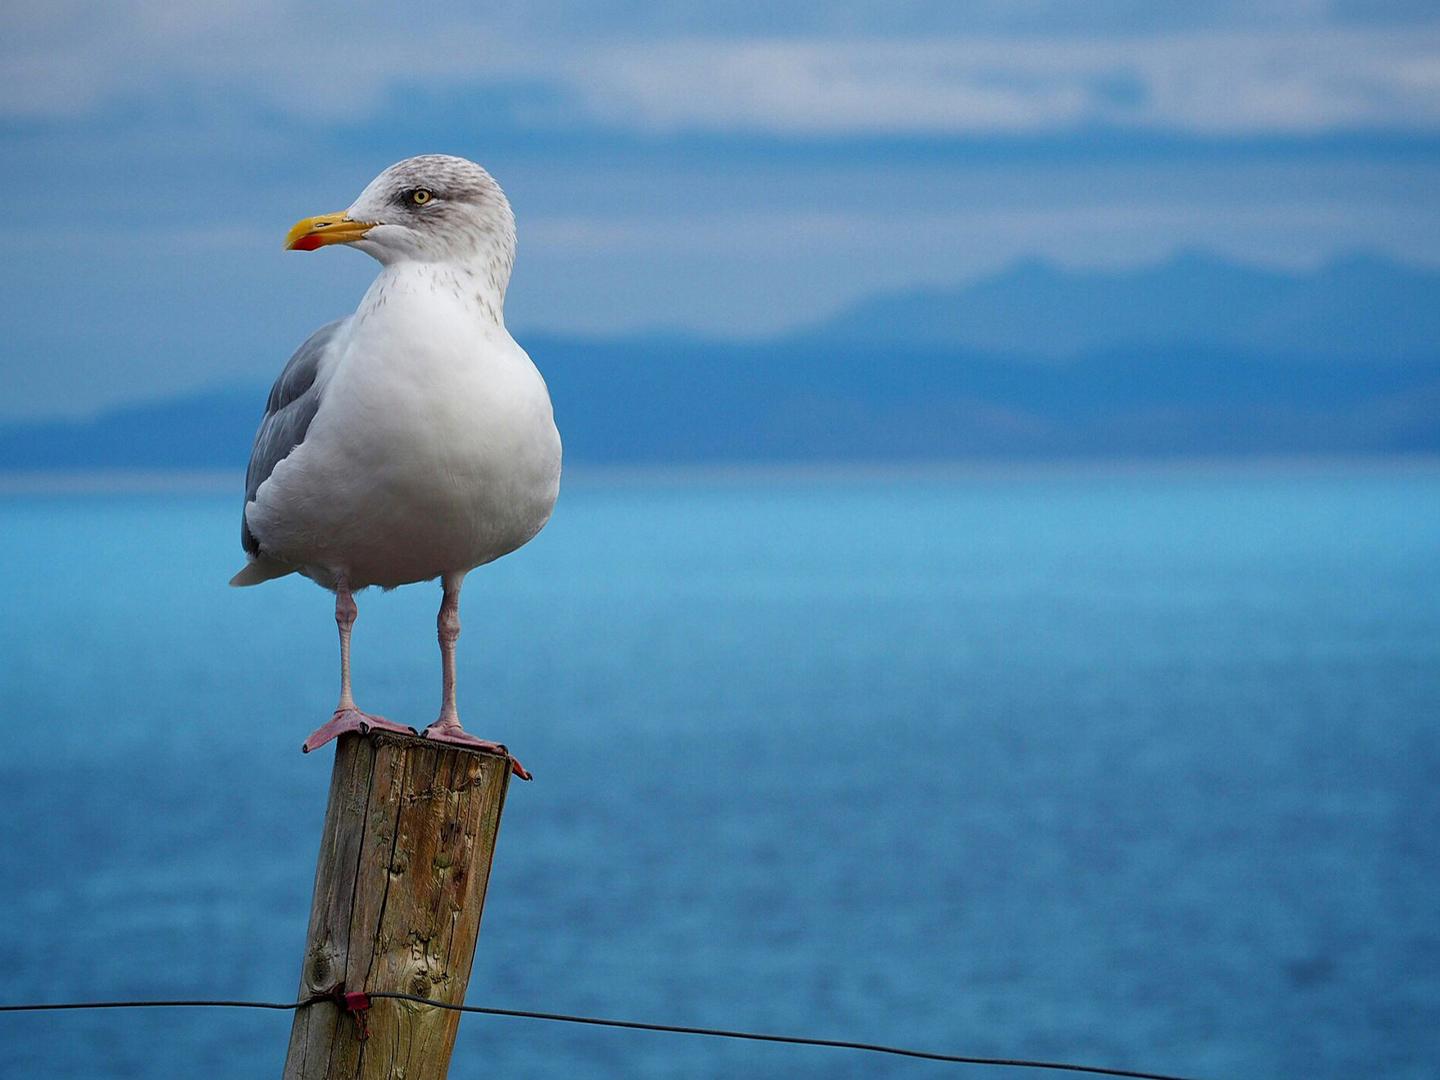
[229,556,295,587]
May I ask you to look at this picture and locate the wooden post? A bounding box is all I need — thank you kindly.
[283,730,513,1080]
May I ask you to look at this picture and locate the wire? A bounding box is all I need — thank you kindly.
[369,992,1198,1079]
[0,992,1200,1080]
[0,998,318,1012]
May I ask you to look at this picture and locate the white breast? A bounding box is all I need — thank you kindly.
[246,264,562,589]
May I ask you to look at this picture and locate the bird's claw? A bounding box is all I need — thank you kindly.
[302,708,417,753]
[423,721,532,780]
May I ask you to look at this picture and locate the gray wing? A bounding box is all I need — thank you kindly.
[241,318,346,556]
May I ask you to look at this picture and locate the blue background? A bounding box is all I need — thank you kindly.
[1,470,1436,1077]
[2,5,1439,1077]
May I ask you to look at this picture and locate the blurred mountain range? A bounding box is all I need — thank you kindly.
[801,250,1440,361]
[3,252,1437,469]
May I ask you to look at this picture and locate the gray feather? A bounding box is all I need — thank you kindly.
[241,318,345,556]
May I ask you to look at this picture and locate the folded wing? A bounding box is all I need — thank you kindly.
[232,318,347,581]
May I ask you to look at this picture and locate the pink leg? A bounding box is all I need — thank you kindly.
[423,573,531,779]
[303,577,416,753]
[335,581,359,711]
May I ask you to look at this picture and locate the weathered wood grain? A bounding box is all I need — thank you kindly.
[282,731,512,1080]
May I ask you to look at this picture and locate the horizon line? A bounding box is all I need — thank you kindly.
[3,455,1438,496]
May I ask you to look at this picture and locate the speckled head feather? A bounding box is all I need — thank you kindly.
[345,155,516,285]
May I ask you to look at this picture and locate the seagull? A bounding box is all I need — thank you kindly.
[230,155,560,777]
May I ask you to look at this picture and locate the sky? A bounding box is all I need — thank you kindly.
[2,1,1439,419]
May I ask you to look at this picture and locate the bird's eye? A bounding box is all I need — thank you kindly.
[409,189,433,206]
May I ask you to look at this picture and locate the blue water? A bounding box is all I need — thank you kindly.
[0,466,1437,1079]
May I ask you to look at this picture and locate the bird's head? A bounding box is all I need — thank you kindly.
[286,154,516,273]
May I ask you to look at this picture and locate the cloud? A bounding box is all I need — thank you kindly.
[0,4,513,121]
[3,3,1439,137]
[575,31,1440,136]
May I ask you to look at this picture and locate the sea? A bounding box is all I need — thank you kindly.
[0,463,1436,1079]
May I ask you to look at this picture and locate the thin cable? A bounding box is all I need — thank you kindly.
[0,993,1201,1080]
[370,993,1197,1079]
[0,997,325,1012]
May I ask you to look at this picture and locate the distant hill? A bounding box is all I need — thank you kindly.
[2,342,1436,469]
[2,252,1437,469]
[794,251,1440,361]
[0,387,261,471]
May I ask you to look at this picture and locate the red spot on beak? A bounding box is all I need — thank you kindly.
[291,234,325,252]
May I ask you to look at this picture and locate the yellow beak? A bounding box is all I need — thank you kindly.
[285,212,377,251]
